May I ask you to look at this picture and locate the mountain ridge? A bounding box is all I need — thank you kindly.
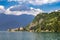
[0,13,34,31]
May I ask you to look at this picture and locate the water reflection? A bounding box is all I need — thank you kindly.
[34,32,60,40]
[0,31,60,40]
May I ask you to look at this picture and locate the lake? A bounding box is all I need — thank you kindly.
[0,31,60,40]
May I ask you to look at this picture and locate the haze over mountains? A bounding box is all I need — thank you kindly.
[0,13,34,31]
[0,5,43,31]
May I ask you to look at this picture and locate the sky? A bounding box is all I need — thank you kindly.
[0,0,60,16]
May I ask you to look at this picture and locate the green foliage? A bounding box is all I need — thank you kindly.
[26,10,60,32]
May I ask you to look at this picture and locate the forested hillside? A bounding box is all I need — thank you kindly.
[26,10,60,32]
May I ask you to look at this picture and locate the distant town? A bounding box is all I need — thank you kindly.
[8,27,26,32]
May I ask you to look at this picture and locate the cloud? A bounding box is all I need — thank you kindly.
[10,5,30,11]
[9,0,60,5]
[0,5,5,13]
[0,5,43,16]
[5,5,43,16]
[28,0,59,5]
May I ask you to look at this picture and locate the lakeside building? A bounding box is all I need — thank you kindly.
[8,27,24,32]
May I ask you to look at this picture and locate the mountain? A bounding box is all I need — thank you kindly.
[26,10,60,32]
[0,13,34,31]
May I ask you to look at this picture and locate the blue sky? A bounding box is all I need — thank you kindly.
[0,0,60,16]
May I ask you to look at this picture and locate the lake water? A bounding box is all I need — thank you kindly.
[0,31,60,40]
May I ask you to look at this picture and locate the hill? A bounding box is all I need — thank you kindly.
[26,10,60,32]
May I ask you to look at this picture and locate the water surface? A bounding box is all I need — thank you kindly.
[0,31,60,40]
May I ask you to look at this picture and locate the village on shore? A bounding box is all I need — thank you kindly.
[7,27,54,32]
